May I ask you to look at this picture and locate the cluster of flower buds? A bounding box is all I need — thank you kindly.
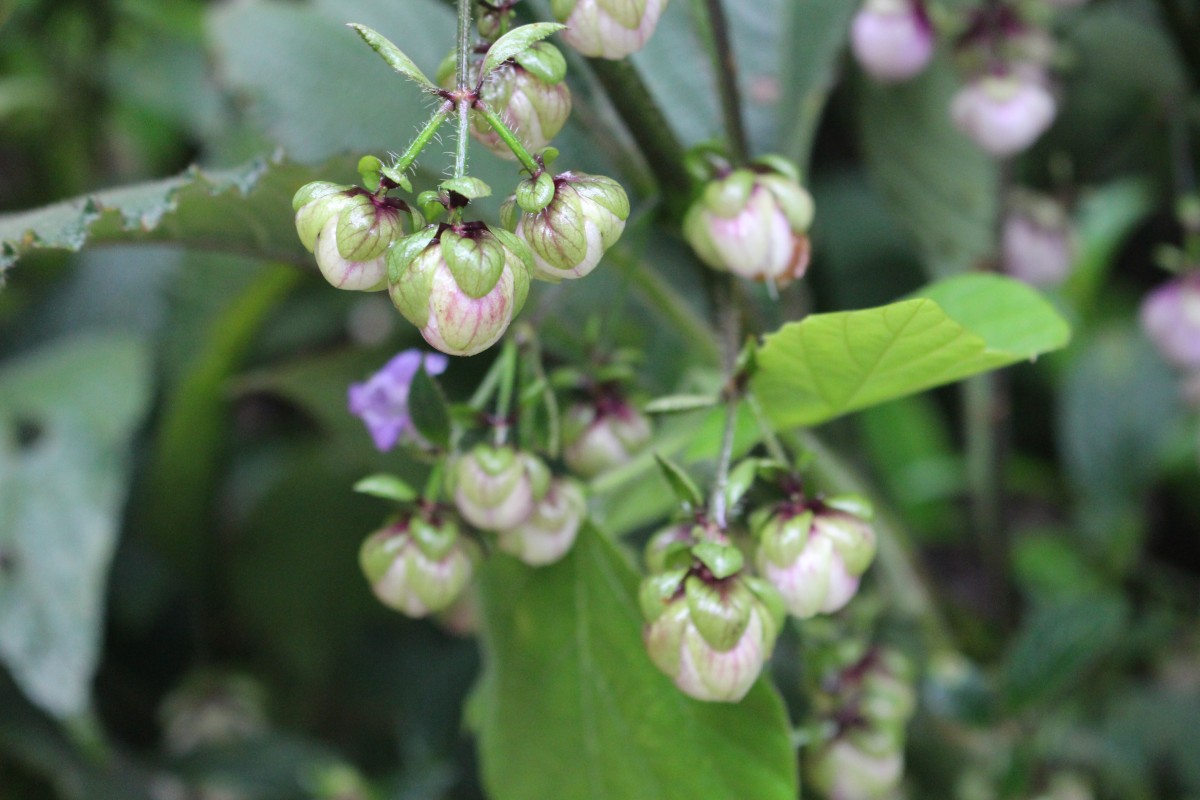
[751,493,878,619]
[806,648,917,800]
[551,0,669,59]
[684,154,815,287]
[1001,189,1075,287]
[450,443,587,566]
[640,523,785,702]
[850,0,936,84]
[561,384,652,477]
[359,506,481,617]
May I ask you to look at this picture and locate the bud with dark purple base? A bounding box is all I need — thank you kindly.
[450,444,551,531]
[294,182,413,291]
[561,392,652,477]
[951,68,1056,157]
[359,512,480,618]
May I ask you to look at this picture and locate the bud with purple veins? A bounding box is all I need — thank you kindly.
[388,222,532,357]
[359,511,480,617]
[496,478,587,566]
[753,495,878,619]
[450,444,551,531]
[850,0,936,84]
[501,172,630,281]
[1140,273,1200,370]
[294,182,413,291]
[561,391,652,477]
[551,0,669,60]
[683,161,815,286]
[951,67,1057,157]
[640,540,785,702]
[1001,190,1074,287]
[807,736,905,800]
[439,42,571,160]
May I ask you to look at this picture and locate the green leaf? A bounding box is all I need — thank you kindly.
[479,22,566,81]
[407,363,452,449]
[643,394,718,414]
[0,152,358,277]
[0,335,153,718]
[752,274,1070,430]
[777,0,855,169]
[353,474,418,503]
[347,23,436,89]
[858,54,999,277]
[1000,593,1128,713]
[440,176,492,200]
[474,526,798,800]
[692,541,744,580]
[654,453,704,509]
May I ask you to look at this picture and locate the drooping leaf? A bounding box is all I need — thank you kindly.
[353,473,419,503]
[473,526,798,800]
[0,334,153,718]
[408,363,452,449]
[347,23,437,89]
[858,55,999,277]
[479,23,566,80]
[752,274,1070,430]
[654,453,704,510]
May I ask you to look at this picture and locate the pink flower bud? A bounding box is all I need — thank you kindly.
[1001,192,1074,286]
[496,478,587,565]
[850,0,935,84]
[562,393,652,478]
[1141,274,1200,370]
[951,69,1056,157]
[554,0,668,60]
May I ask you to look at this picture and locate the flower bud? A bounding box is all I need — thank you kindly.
[552,0,668,60]
[1001,191,1074,286]
[683,165,815,286]
[359,514,479,617]
[643,521,698,573]
[1140,273,1200,370]
[440,43,571,160]
[951,68,1057,157]
[497,478,587,565]
[561,393,652,477]
[388,223,532,357]
[807,737,904,800]
[641,566,784,702]
[754,500,878,619]
[502,172,630,281]
[294,182,409,291]
[450,444,551,531]
[850,0,935,84]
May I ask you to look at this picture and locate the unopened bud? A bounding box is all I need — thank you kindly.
[294,182,411,291]
[1140,273,1200,370]
[562,393,652,477]
[450,444,551,531]
[553,0,669,60]
[808,738,904,800]
[497,478,587,565]
[359,514,479,617]
[951,68,1057,157]
[850,0,935,84]
[1001,191,1074,286]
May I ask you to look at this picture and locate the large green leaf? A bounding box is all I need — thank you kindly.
[474,526,797,800]
[0,334,152,718]
[858,55,999,278]
[0,153,355,277]
[752,273,1070,429]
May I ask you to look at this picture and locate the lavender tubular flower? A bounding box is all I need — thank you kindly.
[347,349,449,451]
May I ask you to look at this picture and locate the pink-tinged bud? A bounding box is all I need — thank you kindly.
[497,478,587,566]
[684,163,814,286]
[503,172,630,281]
[562,393,652,478]
[450,444,551,531]
[359,514,479,618]
[951,69,1057,157]
[850,0,935,84]
[552,0,668,60]
[293,182,412,291]
[1140,273,1200,370]
[1001,192,1074,286]
[753,498,877,619]
[807,738,904,800]
[388,223,533,357]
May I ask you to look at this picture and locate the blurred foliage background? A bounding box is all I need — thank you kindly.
[1,0,1199,798]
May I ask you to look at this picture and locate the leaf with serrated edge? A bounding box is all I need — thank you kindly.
[479,23,566,82]
[751,274,1069,430]
[348,24,436,89]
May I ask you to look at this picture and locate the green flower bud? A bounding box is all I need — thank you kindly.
[562,392,650,477]
[449,444,551,531]
[683,164,815,287]
[496,478,587,566]
[807,738,904,800]
[642,569,783,703]
[643,522,698,573]
[359,516,479,617]
[510,172,630,281]
[553,0,669,60]
[754,505,877,619]
[294,183,412,291]
[388,223,532,357]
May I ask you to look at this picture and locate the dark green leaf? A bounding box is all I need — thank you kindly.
[408,363,452,449]
[347,23,436,89]
[480,22,566,80]
[654,453,704,509]
[474,526,798,800]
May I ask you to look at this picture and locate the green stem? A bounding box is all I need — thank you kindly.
[476,102,543,174]
[744,388,789,466]
[422,459,446,504]
[454,0,473,181]
[707,278,741,528]
[395,103,454,174]
[493,338,519,446]
[519,325,561,458]
[699,0,749,162]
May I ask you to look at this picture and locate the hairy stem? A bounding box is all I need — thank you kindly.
[477,102,543,174]
[699,0,749,162]
[454,0,473,181]
[395,102,454,173]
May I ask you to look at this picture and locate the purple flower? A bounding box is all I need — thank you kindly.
[347,349,449,451]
